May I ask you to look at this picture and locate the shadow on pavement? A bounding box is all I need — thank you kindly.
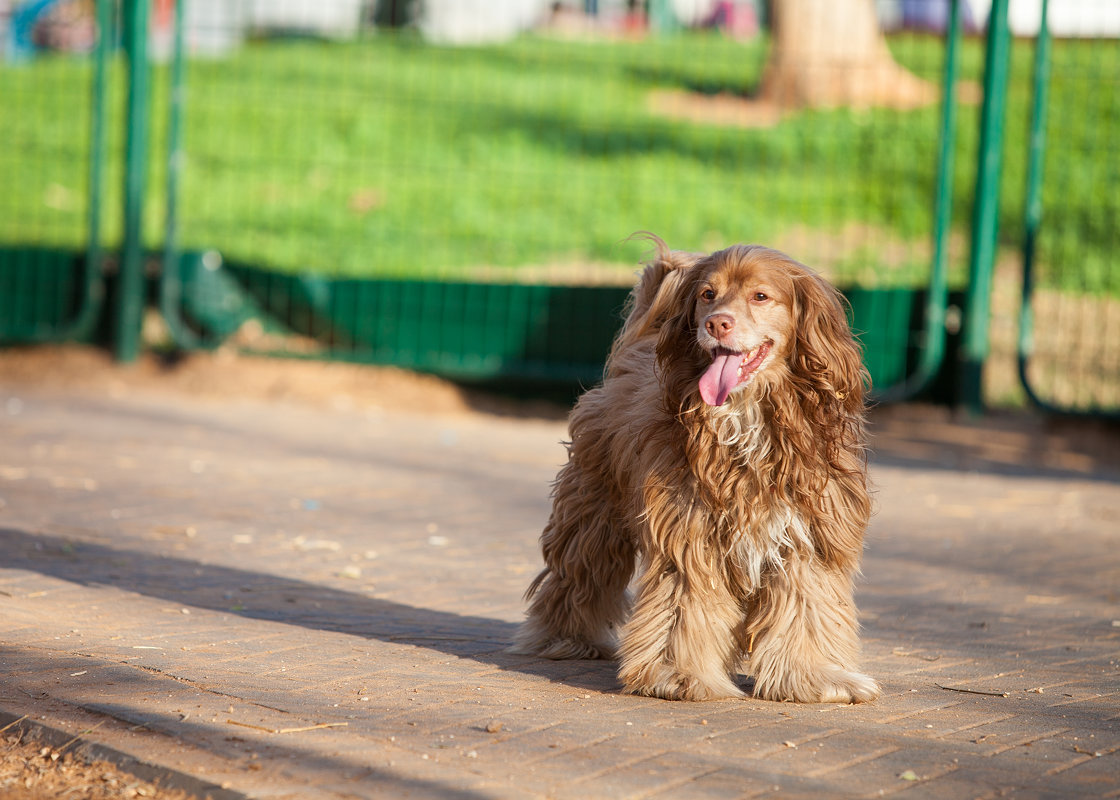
[0,688,508,800]
[867,405,1120,482]
[0,526,620,695]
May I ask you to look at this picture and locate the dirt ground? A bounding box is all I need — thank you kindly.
[0,344,567,421]
[1,725,194,800]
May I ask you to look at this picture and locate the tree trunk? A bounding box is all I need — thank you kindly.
[760,0,935,110]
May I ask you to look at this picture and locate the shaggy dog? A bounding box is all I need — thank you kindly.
[512,237,879,704]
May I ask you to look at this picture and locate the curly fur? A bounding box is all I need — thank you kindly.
[512,236,879,703]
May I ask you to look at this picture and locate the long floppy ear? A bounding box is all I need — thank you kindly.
[783,268,871,571]
[788,269,869,430]
[611,236,703,358]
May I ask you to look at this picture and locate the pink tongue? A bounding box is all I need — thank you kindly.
[698,351,742,406]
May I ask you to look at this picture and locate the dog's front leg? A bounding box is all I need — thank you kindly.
[746,554,880,704]
[617,552,745,701]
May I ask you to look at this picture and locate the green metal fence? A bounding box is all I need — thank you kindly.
[1015,0,1120,417]
[1,0,1116,414]
[0,0,114,344]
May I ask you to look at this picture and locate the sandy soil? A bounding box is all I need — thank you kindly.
[0,344,567,421]
[1,727,194,800]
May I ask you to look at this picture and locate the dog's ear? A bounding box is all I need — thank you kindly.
[612,238,703,358]
[781,268,871,568]
[788,269,868,423]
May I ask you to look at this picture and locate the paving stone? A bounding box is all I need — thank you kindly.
[1,381,1118,798]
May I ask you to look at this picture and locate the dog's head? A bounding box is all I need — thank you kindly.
[656,244,867,416]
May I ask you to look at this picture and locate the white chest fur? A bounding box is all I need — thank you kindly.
[707,398,815,591]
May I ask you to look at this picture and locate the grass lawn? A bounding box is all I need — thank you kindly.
[0,30,1116,292]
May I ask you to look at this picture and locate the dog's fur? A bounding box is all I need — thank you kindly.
[512,236,879,703]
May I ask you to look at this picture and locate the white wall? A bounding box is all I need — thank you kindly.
[419,0,551,45]
[968,0,1120,37]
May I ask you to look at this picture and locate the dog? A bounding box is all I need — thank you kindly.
[512,236,879,704]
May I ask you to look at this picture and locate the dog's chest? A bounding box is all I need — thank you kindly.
[705,410,814,588]
[728,502,812,589]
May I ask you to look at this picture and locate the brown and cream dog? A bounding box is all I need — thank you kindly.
[512,236,879,704]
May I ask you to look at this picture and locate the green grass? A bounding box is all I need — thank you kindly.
[0,31,1116,291]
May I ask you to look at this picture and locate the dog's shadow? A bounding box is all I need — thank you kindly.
[0,527,626,694]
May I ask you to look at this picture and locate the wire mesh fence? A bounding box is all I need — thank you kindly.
[1014,31,1120,414]
[0,0,1117,412]
[0,0,121,342]
[160,1,956,391]
[168,11,954,286]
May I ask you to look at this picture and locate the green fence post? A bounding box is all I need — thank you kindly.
[115,0,151,363]
[959,0,1011,413]
[1017,0,1051,407]
[876,0,961,403]
[159,0,196,346]
[63,0,114,341]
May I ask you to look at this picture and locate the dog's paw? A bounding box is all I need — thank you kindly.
[753,668,880,704]
[816,669,880,704]
[624,668,744,701]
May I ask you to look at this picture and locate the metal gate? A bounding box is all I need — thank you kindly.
[1015,0,1120,417]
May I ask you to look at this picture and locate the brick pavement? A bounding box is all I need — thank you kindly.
[0,371,1118,799]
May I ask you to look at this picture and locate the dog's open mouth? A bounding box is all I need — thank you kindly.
[698,341,772,406]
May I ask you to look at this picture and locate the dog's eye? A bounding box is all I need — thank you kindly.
[753,292,769,302]
[700,289,716,303]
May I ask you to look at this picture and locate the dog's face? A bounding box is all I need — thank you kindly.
[689,248,798,406]
[656,243,865,412]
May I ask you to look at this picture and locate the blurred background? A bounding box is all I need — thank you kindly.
[0,0,1116,415]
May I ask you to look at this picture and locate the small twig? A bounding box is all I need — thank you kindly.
[0,715,28,735]
[893,649,942,662]
[57,720,106,754]
[936,683,1009,698]
[226,719,275,733]
[227,719,347,735]
[275,723,348,735]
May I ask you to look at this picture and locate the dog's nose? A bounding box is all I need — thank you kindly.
[705,313,735,339]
